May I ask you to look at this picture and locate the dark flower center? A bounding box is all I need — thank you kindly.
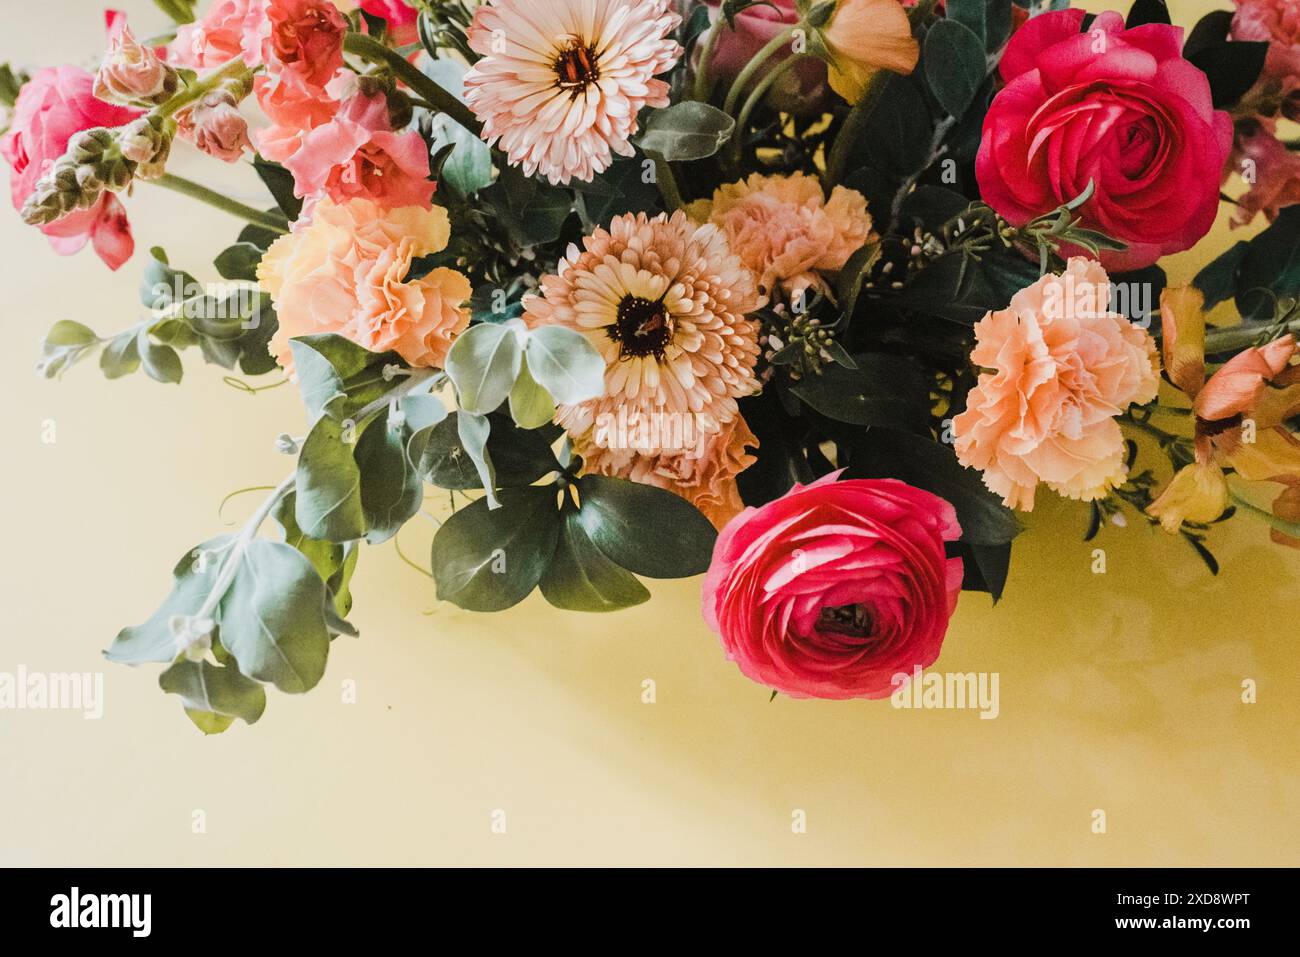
[814,603,873,639]
[610,296,672,359]
[555,39,600,91]
[1119,116,1161,179]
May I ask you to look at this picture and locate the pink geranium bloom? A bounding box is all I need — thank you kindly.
[0,65,141,270]
[283,92,434,209]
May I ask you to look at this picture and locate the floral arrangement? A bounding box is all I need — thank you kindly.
[9,0,1300,732]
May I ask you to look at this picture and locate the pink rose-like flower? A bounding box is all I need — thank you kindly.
[177,90,253,163]
[284,91,433,209]
[0,65,141,270]
[978,9,1233,272]
[246,0,347,89]
[953,258,1160,511]
[701,473,963,700]
[169,0,259,68]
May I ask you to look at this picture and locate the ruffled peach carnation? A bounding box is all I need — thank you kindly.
[463,0,682,185]
[582,411,759,529]
[258,197,472,373]
[953,258,1159,510]
[688,173,873,299]
[522,210,761,445]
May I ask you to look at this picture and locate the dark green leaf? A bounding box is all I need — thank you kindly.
[636,102,735,161]
[1188,41,1270,109]
[214,242,263,282]
[355,409,424,544]
[923,20,987,118]
[1194,240,1250,310]
[1126,0,1170,28]
[252,158,302,221]
[575,474,717,578]
[539,510,650,611]
[791,353,930,432]
[415,413,560,490]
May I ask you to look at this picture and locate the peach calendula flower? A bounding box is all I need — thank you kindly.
[819,0,919,103]
[686,172,873,300]
[258,197,472,373]
[952,257,1160,510]
[463,0,682,185]
[583,411,759,529]
[522,209,761,445]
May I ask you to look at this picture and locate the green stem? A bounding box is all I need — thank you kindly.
[157,55,252,119]
[197,473,296,622]
[344,32,482,138]
[692,12,726,102]
[150,174,290,233]
[1203,316,1300,355]
[723,25,798,116]
[825,70,889,190]
[729,55,804,169]
[651,155,685,211]
[1227,477,1300,540]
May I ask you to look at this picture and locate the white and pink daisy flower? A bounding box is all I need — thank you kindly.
[463,0,683,185]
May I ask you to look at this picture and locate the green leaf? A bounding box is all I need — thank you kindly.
[1236,206,1300,321]
[923,19,988,118]
[1193,240,1250,310]
[219,539,331,693]
[523,325,605,406]
[431,486,562,611]
[99,329,141,379]
[422,60,493,197]
[575,474,717,579]
[136,326,183,384]
[252,158,302,221]
[328,541,359,618]
[45,319,97,347]
[790,353,930,432]
[1187,40,1269,109]
[445,320,523,414]
[509,358,557,429]
[355,408,424,544]
[415,413,560,490]
[214,242,263,282]
[295,415,367,542]
[139,246,199,311]
[271,491,345,585]
[636,102,735,161]
[1125,0,1170,28]
[540,510,650,612]
[288,334,384,420]
[945,0,987,46]
[159,658,266,732]
[399,393,448,433]
[903,248,1041,324]
[481,165,572,246]
[107,539,231,664]
[456,411,499,509]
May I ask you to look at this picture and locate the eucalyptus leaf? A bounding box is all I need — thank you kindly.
[296,415,367,542]
[923,19,988,118]
[456,411,500,509]
[445,321,523,415]
[136,326,183,384]
[214,242,263,282]
[523,325,605,406]
[637,102,735,161]
[431,486,562,612]
[575,475,717,578]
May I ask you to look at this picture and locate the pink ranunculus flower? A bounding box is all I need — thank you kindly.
[701,472,964,700]
[700,0,828,112]
[169,0,260,69]
[283,91,434,209]
[0,65,141,270]
[977,9,1234,272]
[952,258,1160,511]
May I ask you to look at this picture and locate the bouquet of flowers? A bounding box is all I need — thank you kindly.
[9,0,1300,731]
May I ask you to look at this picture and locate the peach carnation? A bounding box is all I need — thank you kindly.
[583,410,759,529]
[522,210,761,444]
[952,258,1159,510]
[688,173,873,299]
[258,197,472,373]
[463,0,682,185]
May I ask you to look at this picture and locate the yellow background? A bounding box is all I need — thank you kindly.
[1,0,1296,866]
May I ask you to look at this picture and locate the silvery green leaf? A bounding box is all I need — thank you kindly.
[159,658,266,733]
[445,321,523,415]
[295,415,367,542]
[508,358,557,430]
[355,408,424,544]
[523,325,605,405]
[456,411,500,509]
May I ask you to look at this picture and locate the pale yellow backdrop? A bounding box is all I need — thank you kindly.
[0,0,1296,866]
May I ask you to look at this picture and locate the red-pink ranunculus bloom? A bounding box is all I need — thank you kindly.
[977,9,1233,272]
[701,473,964,700]
[283,91,434,209]
[0,65,141,270]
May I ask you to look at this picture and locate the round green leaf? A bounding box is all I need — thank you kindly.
[575,475,717,579]
[295,415,367,543]
[445,321,523,414]
[524,325,606,406]
[509,358,557,429]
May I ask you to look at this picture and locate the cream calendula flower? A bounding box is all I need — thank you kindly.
[523,209,761,444]
[821,0,919,103]
[462,0,682,185]
[258,198,472,373]
[687,172,873,299]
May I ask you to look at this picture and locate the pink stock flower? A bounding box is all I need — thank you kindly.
[95,23,173,104]
[169,0,260,69]
[701,473,964,700]
[977,9,1234,271]
[700,0,828,112]
[1232,0,1300,117]
[176,90,253,162]
[283,91,433,208]
[250,73,339,163]
[953,258,1160,511]
[1230,119,1300,225]
[464,0,682,185]
[245,0,348,88]
[0,65,140,270]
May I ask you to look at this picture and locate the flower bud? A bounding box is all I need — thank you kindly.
[94,25,179,106]
[175,90,251,163]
